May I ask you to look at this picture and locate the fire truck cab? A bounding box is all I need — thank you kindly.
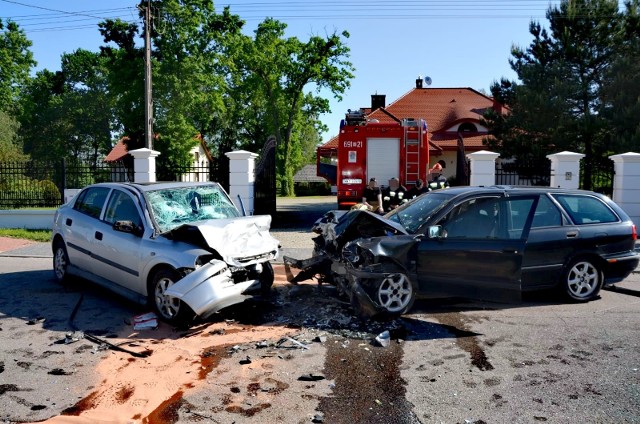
[328,110,430,209]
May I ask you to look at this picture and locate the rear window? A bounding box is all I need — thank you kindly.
[552,194,618,224]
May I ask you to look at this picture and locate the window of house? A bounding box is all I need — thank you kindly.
[458,122,477,132]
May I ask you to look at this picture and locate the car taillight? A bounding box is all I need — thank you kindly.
[633,224,637,241]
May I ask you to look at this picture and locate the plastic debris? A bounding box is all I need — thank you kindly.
[132,312,158,330]
[239,356,252,365]
[64,331,84,344]
[298,374,325,382]
[375,330,391,347]
[311,412,325,423]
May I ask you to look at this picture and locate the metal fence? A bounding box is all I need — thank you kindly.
[495,159,551,186]
[0,157,227,209]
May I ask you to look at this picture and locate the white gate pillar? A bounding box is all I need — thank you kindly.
[610,152,640,227]
[468,150,500,187]
[547,151,584,189]
[226,150,257,215]
[129,148,161,183]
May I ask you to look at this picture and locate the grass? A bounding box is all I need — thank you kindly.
[0,228,52,242]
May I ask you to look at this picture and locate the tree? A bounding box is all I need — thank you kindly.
[18,51,114,165]
[599,0,640,153]
[485,0,628,189]
[0,109,26,161]
[231,19,354,195]
[0,19,36,112]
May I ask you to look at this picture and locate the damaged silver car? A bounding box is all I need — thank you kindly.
[285,186,639,318]
[52,182,279,325]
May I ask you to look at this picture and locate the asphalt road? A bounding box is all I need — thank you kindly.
[1,196,640,423]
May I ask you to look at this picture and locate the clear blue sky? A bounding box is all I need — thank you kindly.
[0,0,597,144]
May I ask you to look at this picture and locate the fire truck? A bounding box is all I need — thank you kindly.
[319,110,430,209]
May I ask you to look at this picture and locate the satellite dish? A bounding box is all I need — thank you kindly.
[424,76,432,86]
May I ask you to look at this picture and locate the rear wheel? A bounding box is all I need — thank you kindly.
[52,240,70,284]
[562,258,603,302]
[374,273,416,317]
[148,268,195,326]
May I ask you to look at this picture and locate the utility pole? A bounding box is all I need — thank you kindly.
[144,0,153,150]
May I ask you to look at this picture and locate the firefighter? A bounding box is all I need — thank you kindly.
[382,177,408,211]
[407,179,428,199]
[427,163,449,191]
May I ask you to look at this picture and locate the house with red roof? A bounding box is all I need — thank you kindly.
[317,78,504,185]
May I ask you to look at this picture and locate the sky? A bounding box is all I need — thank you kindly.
[0,0,595,144]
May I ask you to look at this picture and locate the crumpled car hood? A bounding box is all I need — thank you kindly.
[166,215,279,266]
[317,210,408,252]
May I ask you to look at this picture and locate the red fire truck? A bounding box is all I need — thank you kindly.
[319,110,430,209]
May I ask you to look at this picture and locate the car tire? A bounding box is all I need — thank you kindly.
[52,240,70,284]
[561,257,603,302]
[373,272,416,317]
[259,262,274,296]
[148,268,195,327]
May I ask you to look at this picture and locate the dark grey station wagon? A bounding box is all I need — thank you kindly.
[285,186,639,318]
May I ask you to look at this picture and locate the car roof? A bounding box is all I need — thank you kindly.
[84,181,222,193]
[432,185,603,197]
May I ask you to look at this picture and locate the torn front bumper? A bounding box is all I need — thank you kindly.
[164,259,261,319]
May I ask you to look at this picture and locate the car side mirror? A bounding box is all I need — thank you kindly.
[114,220,143,236]
[427,225,445,239]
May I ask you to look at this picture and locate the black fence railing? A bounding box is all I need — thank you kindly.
[495,159,551,186]
[0,157,229,209]
[580,159,614,197]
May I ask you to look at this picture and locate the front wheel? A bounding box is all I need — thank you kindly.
[259,262,274,296]
[562,258,603,302]
[148,268,195,326]
[52,240,70,284]
[374,273,416,317]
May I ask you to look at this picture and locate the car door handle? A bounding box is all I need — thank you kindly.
[566,231,578,238]
[65,218,72,226]
[95,231,103,241]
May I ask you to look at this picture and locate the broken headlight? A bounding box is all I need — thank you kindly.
[195,254,217,269]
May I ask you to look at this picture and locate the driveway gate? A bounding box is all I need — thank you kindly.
[254,136,276,216]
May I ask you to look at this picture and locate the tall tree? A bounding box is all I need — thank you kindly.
[232,19,354,195]
[485,0,627,189]
[0,19,36,112]
[599,0,640,153]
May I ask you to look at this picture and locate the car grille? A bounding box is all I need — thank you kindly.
[234,250,277,264]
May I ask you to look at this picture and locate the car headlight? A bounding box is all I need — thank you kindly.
[195,254,217,268]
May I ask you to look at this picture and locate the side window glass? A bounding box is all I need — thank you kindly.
[438,197,501,239]
[73,187,109,219]
[104,191,142,228]
[531,195,562,228]
[504,198,535,239]
[553,194,618,224]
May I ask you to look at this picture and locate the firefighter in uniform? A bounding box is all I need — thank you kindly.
[427,163,449,191]
[382,177,408,211]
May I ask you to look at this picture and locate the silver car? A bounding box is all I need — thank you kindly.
[51,182,279,325]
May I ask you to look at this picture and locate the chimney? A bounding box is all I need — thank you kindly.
[416,77,423,89]
[371,94,386,111]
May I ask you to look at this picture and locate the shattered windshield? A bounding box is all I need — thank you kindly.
[146,185,240,233]
[386,192,451,234]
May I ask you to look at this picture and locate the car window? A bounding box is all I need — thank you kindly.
[386,192,451,234]
[104,190,142,228]
[438,197,502,239]
[147,184,240,233]
[73,187,109,219]
[531,195,562,228]
[552,194,618,224]
[437,196,536,240]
